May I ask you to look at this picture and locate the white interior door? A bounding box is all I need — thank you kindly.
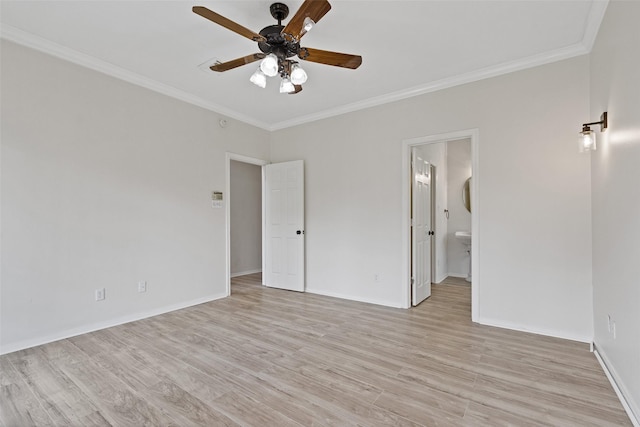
[264,160,305,292]
[412,150,432,305]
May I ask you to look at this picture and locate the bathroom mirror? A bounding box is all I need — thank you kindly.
[463,177,471,213]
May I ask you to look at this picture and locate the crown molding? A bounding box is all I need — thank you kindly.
[269,42,589,131]
[270,1,608,131]
[0,25,272,131]
[582,0,609,52]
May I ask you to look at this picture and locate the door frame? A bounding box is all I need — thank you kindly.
[225,152,269,296]
[401,129,479,322]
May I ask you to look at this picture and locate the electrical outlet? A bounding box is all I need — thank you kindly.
[138,281,147,293]
[374,273,380,282]
[95,288,105,301]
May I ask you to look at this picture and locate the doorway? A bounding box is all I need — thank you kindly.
[225,153,268,296]
[402,129,479,321]
[230,160,262,282]
[225,154,306,296]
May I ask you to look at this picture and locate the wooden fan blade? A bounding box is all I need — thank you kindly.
[289,85,303,95]
[282,0,331,41]
[193,6,266,43]
[298,47,362,69]
[210,53,265,72]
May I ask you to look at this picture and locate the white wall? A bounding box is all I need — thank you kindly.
[446,138,472,278]
[590,1,640,419]
[416,143,448,283]
[0,40,270,354]
[271,55,593,341]
[230,160,262,277]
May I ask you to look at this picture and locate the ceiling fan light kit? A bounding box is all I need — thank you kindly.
[290,63,308,85]
[259,53,279,77]
[193,1,362,94]
[249,68,267,88]
[280,78,295,94]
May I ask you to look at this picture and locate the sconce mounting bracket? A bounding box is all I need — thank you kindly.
[582,111,608,132]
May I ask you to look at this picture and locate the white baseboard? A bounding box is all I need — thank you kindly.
[0,292,227,355]
[230,269,262,278]
[434,273,449,284]
[306,288,404,309]
[477,315,592,344]
[593,344,640,427]
[447,272,467,279]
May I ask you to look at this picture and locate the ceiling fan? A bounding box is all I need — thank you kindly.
[193,0,362,94]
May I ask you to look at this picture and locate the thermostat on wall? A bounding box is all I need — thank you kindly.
[211,191,223,209]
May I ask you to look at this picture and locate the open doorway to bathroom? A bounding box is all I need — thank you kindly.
[402,129,479,321]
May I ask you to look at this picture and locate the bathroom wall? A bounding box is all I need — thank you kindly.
[416,143,448,283]
[446,139,472,278]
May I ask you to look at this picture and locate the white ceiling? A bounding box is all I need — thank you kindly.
[1,1,607,130]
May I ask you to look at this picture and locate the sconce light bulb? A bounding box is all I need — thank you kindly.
[579,129,596,153]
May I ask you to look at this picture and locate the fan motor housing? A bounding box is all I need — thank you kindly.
[258,24,300,59]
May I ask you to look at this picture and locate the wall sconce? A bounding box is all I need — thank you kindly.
[579,112,608,152]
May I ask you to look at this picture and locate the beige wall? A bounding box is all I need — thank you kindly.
[1,40,270,353]
[272,55,593,341]
[590,1,640,419]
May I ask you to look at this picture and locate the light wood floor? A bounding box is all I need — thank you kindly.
[1,273,631,426]
[437,276,470,287]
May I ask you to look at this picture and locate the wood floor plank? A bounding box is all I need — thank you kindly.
[7,345,103,425]
[461,401,552,427]
[0,273,632,426]
[211,390,303,427]
[0,358,54,427]
[470,372,630,426]
[476,352,624,409]
[253,366,423,426]
[229,371,352,427]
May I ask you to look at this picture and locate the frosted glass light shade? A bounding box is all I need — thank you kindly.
[249,69,267,88]
[260,54,279,77]
[290,64,307,85]
[579,129,596,152]
[280,78,295,93]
